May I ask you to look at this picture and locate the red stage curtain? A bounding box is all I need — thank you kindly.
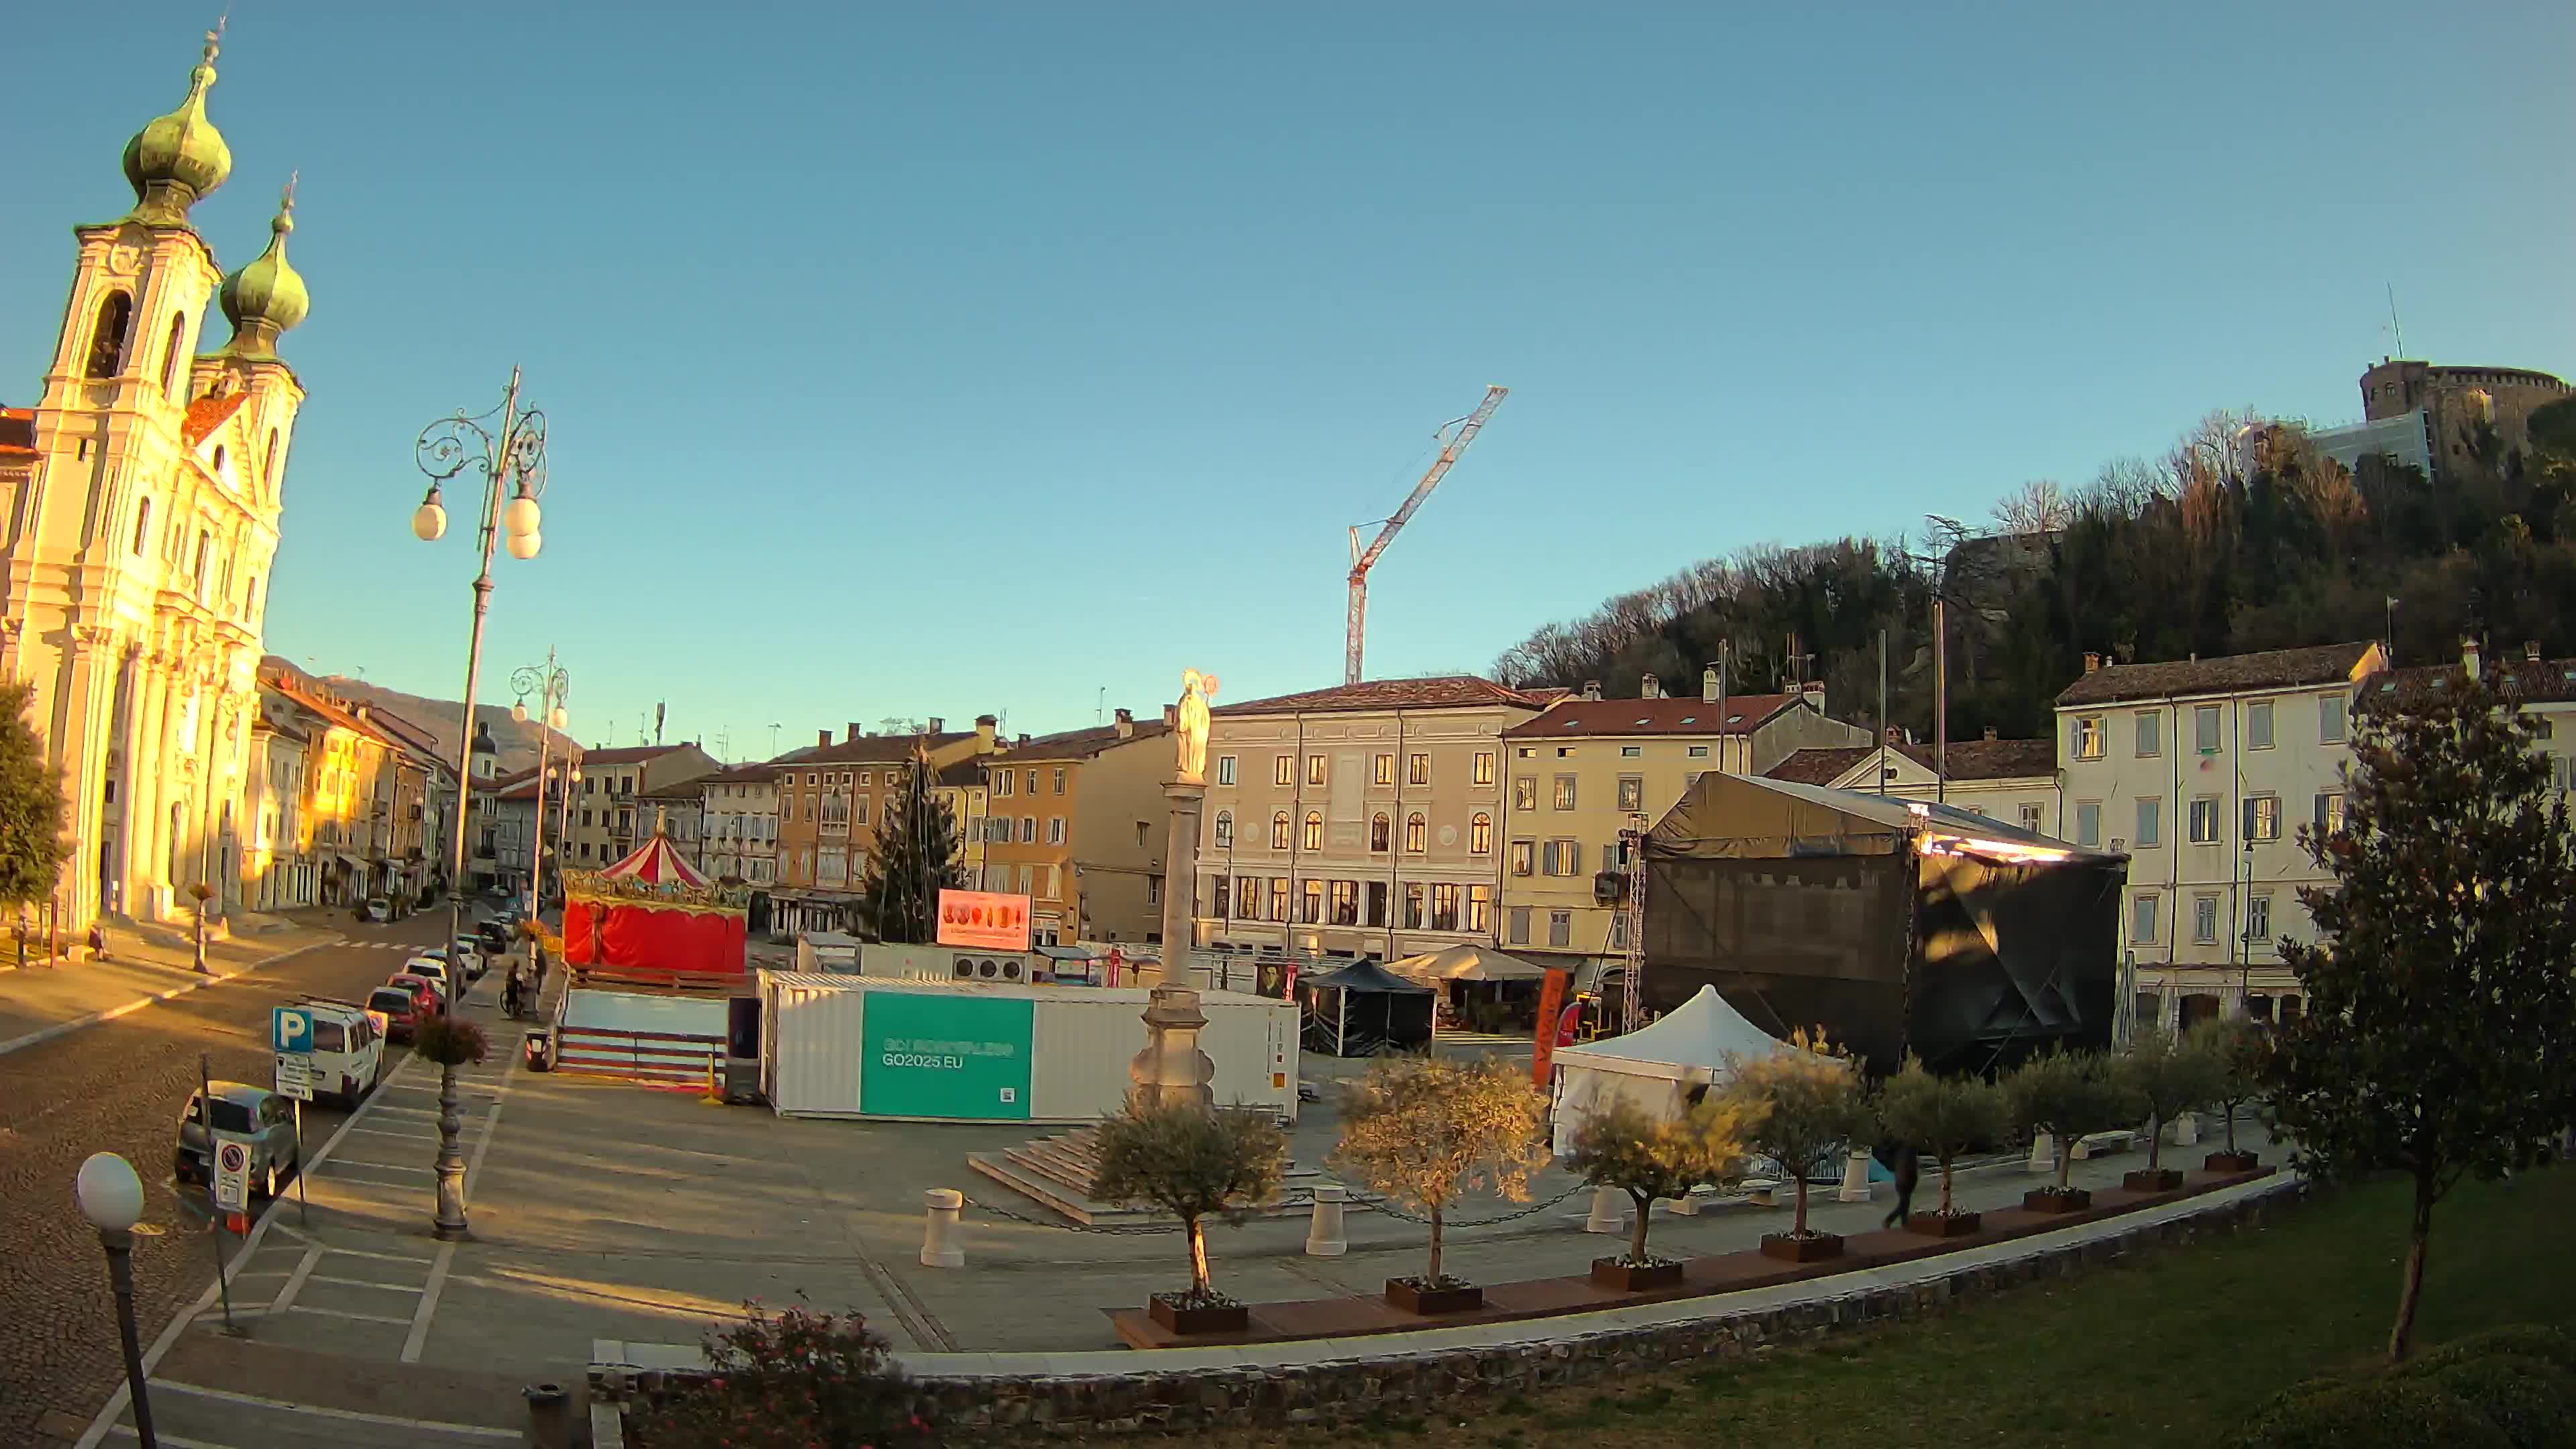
[563,902,600,964]
[562,900,747,979]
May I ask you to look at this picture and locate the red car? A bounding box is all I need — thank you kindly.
[384,973,441,1021]
[367,984,423,1043]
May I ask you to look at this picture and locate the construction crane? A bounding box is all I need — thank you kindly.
[1344,385,1508,685]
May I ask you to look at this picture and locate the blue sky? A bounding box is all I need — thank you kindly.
[7,3,2571,757]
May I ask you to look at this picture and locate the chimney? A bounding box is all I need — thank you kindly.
[975,714,998,747]
[1582,680,1603,702]
[1017,733,1030,747]
[1701,666,1719,702]
[818,728,832,748]
[848,720,866,742]
[2526,641,2543,662]
[927,716,945,734]
[1983,726,1998,741]
[1640,673,1661,699]
[2083,652,2100,674]
[2461,635,2481,680]
[1161,703,1178,728]
[1114,707,1134,739]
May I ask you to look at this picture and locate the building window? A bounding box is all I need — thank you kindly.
[1301,879,1324,924]
[1552,775,1577,810]
[1330,879,1358,924]
[1508,906,1531,945]
[1408,753,1431,786]
[993,771,1012,798]
[1688,744,1709,759]
[1369,812,1390,852]
[85,290,133,378]
[2246,893,2272,948]
[1609,911,1630,951]
[1053,768,1067,794]
[1024,769,1039,796]
[1303,811,1323,851]
[1214,810,1232,848]
[2192,894,2220,945]
[1405,812,1426,853]
[2243,794,2280,842]
[1431,883,1460,931]
[1474,751,1495,786]
[1216,755,1236,786]
[1616,775,1643,812]
[1548,910,1571,948]
[1307,755,1325,786]
[2194,705,2222,753]
[1366,880,1388,926]
[1373,753,1394,786]
[1274,755,1293,786]
[2188,796,2220,845]
[2135,710,2161,757]
[1513,777,1536,811]
[2320,694,2347,744]
[158,311,186,393]
[1272,812,1291,849]
[2246,701,2275,750]
[2135,796,2161,847]
[131,496,154,557]
[1466,883,1491,933]
[1469,812,1491,854]
[1403,881,1424,928]
[1236,876,1261,920]
[2074,802,2100,848]
[1047,816,1066,845]
[2019,801,2045,834]
[1020,815,1036,843]
[1510,839,1534,876]
[1549,838,1582,875]
[2130,893,2159,943]
[1269,877,1289,921]
[2072,715,2104,760]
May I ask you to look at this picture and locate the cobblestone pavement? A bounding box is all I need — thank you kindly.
[0,914,453,1446]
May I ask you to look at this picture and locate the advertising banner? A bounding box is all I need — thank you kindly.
[935,890,1034,953]
[1529,968,1572,1089]
[861,991,1034,1120]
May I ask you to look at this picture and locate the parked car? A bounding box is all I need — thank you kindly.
[449,938,488,981]
[478,918,517,953]
[288,998,386,1108]
[358,898,392,924]
[400,956,455,1006]
[368,985,424,1043]
[384,973,441,1020]
[174,1082,300,1198]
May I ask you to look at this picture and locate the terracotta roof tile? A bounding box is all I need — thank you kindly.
[1764,737,2055,786]
[769,733,975,769]
[1500,694,1801,739]
[0,407,33,458]
[180,392,246,449]
[1214,676,1546,717]
[2055,642,2381,708]
[2367,653,2576,710]
[577,743,698,766]
[995,719,1171,761]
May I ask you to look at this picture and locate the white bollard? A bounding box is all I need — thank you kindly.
[1585,1185,1627,1234]
[2174,1112,2200,1146]
[1304,1183,1348,1257]
[1836,1148,1874,1203]
[919,1188,965,1269]
[2027,1130,2056,1175]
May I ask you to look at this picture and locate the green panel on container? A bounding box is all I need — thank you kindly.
[860,991,1035,1120]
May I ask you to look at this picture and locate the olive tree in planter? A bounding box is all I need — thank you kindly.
[1330,1055,1548,1314]
[1722,1034,1874,1263]
[2195,1019,2270,1173]
[2114,1025,2221,1192]
[412,1014,490,1240]
[1873,1055,2007,1237]
[1089,1101,1289,1335]
[1565,1095,1747,1290]
[2005,1048,2137,1212]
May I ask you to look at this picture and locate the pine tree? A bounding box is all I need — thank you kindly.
[2269,666,2576,1364]
[0,682,72,914]
[859,743,962,944]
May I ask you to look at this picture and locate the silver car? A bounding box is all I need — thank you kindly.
[174,1081,301,1199]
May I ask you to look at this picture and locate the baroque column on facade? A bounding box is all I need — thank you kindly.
[124,653,176,919]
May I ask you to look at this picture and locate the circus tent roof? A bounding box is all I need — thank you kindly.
[594,823,710,889]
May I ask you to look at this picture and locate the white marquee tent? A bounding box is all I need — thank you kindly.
[1548,985,1792,1156]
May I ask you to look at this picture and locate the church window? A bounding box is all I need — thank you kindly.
[263,429,280,492]
[131,497,154,557]
[211,445,226,475]
[86,291,134,378]
[194,530,210,592]
[244,576,259,618]
[158,312,186,394]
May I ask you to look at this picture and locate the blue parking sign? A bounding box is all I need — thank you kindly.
[272,1006,313,1055]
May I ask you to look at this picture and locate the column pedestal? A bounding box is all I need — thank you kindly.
[1836,1148,1874,1203]
[1156,780,1205,989]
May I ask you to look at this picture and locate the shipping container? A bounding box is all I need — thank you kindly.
[758,971,1297,1123]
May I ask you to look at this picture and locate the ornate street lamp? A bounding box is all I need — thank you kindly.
[512,649,571,918]
[75,1152,158,1449]
[413,368,547,1242]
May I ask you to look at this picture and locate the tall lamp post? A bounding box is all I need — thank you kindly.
[413,369,546,1242]
[75,1152,157,1449]
[511,650,570,918]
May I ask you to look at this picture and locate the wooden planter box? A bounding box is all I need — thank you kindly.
[1384,1279,1484,1315]
[2022,1187,2092,1214]
[1147,1294,1248,1336]
[1906,1210,1983,1238]
[1590,1256,1686,1291]
[2203,1150,2260,1174]
[2123,1168,2185,1193]
[1758,1231,1845,1263]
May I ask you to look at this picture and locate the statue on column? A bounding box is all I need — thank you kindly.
[1173,669,1218,785]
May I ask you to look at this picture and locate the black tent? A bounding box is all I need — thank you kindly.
[1301,960,1436,1057]
[1642,772,2127,1077]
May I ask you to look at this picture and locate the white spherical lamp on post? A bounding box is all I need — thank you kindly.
[74,1152,158,1447]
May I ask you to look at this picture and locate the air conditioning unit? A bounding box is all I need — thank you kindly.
[1593,871,1627,904]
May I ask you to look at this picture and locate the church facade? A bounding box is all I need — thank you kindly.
[0,29,311,928]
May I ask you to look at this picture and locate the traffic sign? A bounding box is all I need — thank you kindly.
[272,1006,313,1055]
[273,1055,315,1102]
[212,1135,252,1212]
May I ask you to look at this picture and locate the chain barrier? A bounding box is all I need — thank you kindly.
[1346,1181,1590,1228]
[959,1193,1192,1235]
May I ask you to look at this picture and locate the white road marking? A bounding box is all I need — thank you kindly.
[324,1159,435,1174]
[462,1100,506,1198]
[150,1381,518,1439]
[270,1248,323,1313]
[306,1274,425,1293]
[107,1427,241,1449]
[284,1303,414,1326]
[401,1241,458,1364]
[343,1125,438,1141]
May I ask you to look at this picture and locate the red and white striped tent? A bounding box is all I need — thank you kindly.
[560,814,747,983]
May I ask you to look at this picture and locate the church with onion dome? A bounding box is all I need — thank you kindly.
[0,26,313,929]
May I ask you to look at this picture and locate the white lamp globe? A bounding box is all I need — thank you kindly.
[75,1152,144,1232]
[512,700,529,724]
[506,531,541,561]
[503,496,541,538]
[548,705,568,731]
[411,500,447,542]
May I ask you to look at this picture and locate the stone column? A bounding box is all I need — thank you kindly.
[125,656,174,919]
[1156,781,1205,990]
[1836,1148,1875,1203]
[56,627,119,930]
[1303,1184,1348,1256]
[1127,985,1214,1113]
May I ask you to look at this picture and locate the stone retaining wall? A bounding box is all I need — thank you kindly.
[601,1179,2307,1437]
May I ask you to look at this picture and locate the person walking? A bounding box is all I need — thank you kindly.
[1880,1140,1920,1230]
[87,922,107,963]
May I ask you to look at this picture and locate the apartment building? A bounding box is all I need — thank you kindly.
[2375,641,2576,793]
[254,671,438,909]
[1192,676,1548,961]
[934,760,991,893]
[464,767,549,898]
[1766,730,2060,835]
[1493,672,1870,972]
[568,742,717,871]
[698,761,782,885]
[242,698,312,911]
[2055,641,2386,1030]
[979,709,1173,947]
[771,718,998,938]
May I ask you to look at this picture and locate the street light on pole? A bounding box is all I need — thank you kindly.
[75,1152,158,1449]
[413,368,547,1242]
[511,650,570,918]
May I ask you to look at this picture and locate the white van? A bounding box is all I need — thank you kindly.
[286,998,386,1108]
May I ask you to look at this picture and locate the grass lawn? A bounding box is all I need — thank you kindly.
[1146,1168,2573,1449]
